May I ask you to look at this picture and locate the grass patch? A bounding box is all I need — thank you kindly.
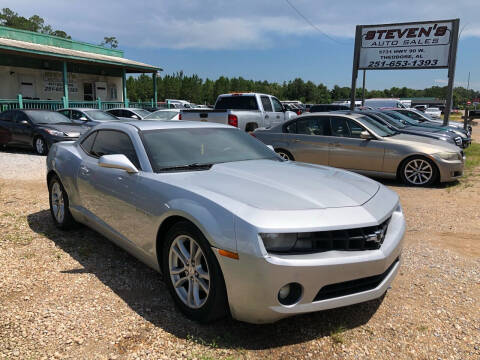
[330,326,347,344]
[464,142,480,172]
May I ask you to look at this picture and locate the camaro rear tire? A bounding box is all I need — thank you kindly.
[34,136,48,155]
[48,175,77,229]
[400,157,438,187]
[162,221,228,323]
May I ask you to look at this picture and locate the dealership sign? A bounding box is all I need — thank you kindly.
[358,21,454,70]
[350,19,460,122]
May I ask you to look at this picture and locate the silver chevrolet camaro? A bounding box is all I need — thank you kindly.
[46,120,405,324]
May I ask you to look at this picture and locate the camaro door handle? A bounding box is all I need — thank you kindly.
[265,114,269,119]
[79,165,90,176]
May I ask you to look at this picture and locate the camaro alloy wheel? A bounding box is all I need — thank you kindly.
[168,235,210,309]
[35,137,47,155]
[51,182,65,224]
[48,176,76,229]
[163,221,227,322]
[402,158,436,186]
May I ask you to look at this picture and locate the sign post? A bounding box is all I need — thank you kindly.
[350,19,460,120]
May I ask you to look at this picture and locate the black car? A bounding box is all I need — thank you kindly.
[310,104,350,112]
[0,109,88,155]
[335,110,463,148]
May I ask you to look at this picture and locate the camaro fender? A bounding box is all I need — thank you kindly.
[153,197,237,257]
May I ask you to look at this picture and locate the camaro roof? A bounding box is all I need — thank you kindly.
[124,120,233,131]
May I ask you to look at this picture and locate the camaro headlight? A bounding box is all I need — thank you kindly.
[436,152,461,161]
[42,128,65,137]
[260,233,297,252]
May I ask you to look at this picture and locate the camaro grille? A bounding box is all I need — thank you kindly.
[266,218,390,254]
[313,258,399,301]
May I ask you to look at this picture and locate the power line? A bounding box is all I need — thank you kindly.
[284,0,350,46]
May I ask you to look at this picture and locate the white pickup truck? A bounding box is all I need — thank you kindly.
[180,93,297,131]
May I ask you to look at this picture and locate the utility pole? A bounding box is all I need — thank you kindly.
[467,71,470,91]
[361,70,366,107]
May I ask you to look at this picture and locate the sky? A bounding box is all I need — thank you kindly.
[4,0,480,90]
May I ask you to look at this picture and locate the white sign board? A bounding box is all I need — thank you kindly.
[358,21,453,70]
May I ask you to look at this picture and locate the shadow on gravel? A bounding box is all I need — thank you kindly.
[28,209,384,350]
[0,146,42,156]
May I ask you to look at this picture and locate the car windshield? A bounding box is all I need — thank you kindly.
[409,109,434,121]
[142,127,280,171]
[368,112,406,128]
[381,111,414,127]
[85,110,119,120]
[144,110,179,120]
[356,116,397,136]
[26,111,73,124]
[133,109,151,118]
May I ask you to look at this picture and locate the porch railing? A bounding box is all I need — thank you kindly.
[0,95,156,112]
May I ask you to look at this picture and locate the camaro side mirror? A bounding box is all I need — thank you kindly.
[79,116,88,121]
[19,120,29,126]
[98,154,138,173]
[360,131,373,140]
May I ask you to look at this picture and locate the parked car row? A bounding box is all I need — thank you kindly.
[0,95,470,187]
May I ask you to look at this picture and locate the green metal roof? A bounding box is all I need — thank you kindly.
[0,26,162,73]
[0,26,123,57]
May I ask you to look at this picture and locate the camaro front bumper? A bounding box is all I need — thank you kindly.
[215,209,405,324]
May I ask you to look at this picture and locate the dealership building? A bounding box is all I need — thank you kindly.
[0,26,161,111]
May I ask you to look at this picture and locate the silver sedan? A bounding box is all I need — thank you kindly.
[253,113,465,187]
[46,120,405,324]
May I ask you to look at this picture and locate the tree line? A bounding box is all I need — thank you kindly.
[1,8,118,48]
[127,72,480,107]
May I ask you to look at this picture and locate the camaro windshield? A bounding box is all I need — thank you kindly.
[144,110,179,120]
[26,111,73,124]
[142,128,280,171]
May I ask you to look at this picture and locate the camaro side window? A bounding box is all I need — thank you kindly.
[91,130,140,169]
[81,131,97,154]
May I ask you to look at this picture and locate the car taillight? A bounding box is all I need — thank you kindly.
[228,114,238,127]
[250,132,257,137]
[178,113,182,120]
[296,110,302,115]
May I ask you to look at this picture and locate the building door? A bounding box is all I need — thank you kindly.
[19,76,35,99]
[83,83,94,101]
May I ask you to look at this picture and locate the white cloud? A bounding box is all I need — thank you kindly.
[3,0,480,50]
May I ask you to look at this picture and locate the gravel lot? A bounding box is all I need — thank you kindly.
[0,132,479,360]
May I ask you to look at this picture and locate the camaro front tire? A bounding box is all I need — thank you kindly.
[162,221,228,323]
[48,175,77,230]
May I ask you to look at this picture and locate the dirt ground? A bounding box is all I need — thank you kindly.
[0,131,479,360]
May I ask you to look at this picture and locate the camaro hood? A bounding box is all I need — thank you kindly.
[157,160,380,210]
